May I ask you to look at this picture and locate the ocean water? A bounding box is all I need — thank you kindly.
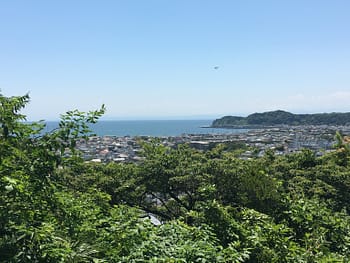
[42,120,247,137]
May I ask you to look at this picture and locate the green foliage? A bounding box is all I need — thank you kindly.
[0,93,106,262]
[208,154,282,214]
[0,93,31,139]
[137,142,214,220]
[282,195,350,261]
[331,131,350,166]
[1,92,350,262]
[212,110,350,127]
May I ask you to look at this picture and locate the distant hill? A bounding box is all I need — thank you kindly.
[211,110,350,127]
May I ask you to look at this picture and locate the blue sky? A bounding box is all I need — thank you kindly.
[1,0,350,120]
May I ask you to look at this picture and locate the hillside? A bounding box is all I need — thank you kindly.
[212,110,350,127]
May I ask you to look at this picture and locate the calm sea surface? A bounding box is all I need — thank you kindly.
[43,120,247,137]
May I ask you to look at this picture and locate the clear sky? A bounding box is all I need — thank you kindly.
[1,0,350,120]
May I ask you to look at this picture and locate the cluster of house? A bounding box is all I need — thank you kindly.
[75,125,350,163]
[75,136,142,163]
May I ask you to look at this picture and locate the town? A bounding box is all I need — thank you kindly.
[74,125,350,163]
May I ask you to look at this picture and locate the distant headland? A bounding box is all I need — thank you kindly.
[211,110,350,128]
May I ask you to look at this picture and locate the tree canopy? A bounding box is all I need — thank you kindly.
[212,110,350,127]
[1,93,350,262]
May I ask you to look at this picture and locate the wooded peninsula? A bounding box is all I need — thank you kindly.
[212,110,350,127]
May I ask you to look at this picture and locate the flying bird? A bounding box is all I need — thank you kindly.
[214,66,219,70]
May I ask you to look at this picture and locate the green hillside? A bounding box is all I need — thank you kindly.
[212,110,350,127]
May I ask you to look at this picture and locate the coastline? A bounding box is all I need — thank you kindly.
[76,125,350,164]
[208,125,282,129]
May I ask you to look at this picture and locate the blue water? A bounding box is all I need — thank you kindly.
[42,120,247,137]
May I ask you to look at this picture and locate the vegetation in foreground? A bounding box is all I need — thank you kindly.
[1,93,350,262]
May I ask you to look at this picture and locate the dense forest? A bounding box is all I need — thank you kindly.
[212,110,350,127]
[2,94,350,262]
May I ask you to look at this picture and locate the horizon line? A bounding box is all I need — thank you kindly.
[25,109,350,122]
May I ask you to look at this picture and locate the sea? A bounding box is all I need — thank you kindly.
[42,120,247,137]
